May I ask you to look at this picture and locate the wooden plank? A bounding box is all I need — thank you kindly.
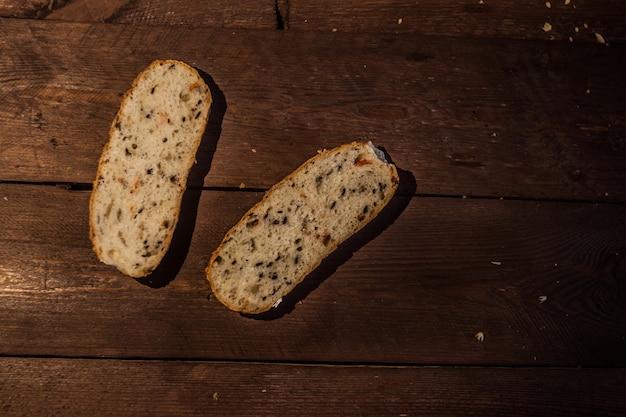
[20,0,626,44]
[1,183,625,365]
[46,0,278,29]
[0,19,624,201]
[0,0,68,19]
[45,0,132,22]
[1,358,625,416]
[285,0,626,43]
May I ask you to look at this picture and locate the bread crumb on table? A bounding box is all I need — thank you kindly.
[475,332,485,342]
[542,22,553,32]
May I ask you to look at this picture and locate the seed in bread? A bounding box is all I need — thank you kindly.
[206,142,399,314]
[90,60,212,277]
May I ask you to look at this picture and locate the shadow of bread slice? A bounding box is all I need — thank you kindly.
[206,142,399,314]
[90,60,212,277]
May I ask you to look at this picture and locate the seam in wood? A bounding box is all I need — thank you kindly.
[275,0,288,30]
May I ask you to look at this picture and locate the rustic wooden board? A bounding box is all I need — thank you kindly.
[46,0,278,29]
[2,358,626,417]
[0,0,69,18]
[2,3,625,415]
[1,183,624,365]
[1,19,625,201]
[44,0,133,22]
[21,0,626,44]
[285,0,626,42]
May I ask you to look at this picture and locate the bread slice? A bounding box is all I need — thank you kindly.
[90,60,212,277]
[206,142,399,314]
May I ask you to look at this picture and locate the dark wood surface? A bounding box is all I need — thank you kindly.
[1,1,625,415]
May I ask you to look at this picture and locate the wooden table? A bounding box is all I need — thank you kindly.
[1,1,626,415]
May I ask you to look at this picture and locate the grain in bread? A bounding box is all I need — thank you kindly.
[206,142,399,314]
[90,60,212,277]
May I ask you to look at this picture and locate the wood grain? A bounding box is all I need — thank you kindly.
[285,0,626,42]
[0,18,624,202]
[2,358,625,416]
[21,0,626,45]
[1,183,624,365]
[45,0,278,28]
[0,0,68,18]
[45,0,131,22]
[1,3,625,415]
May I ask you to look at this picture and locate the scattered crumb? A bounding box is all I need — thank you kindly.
[331,28,338,32]
[542,22,553,32]
[545,1,551,8]
[569,36,574,42]
[594,32,607,44]
[251,148,257,153]
[475,332,485,342]
[583,23,589,29]
[397,18,403,25]
[575,27,579,33]
[538,295,548,304]
[261,389,267,393]
[272,298,283,308]
[3,196,7,201]
[586,88,591,94]
[491,261,502,266]
[564,0,570,4]
[239,182,246,188]
[479,0,484,4]
[212,392,220,401]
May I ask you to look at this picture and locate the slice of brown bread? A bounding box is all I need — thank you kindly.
[206,142,399,314]
[90,60,212,277]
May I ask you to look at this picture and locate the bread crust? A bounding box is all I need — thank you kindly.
[90,60,212,277]
[206,142,399,313]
